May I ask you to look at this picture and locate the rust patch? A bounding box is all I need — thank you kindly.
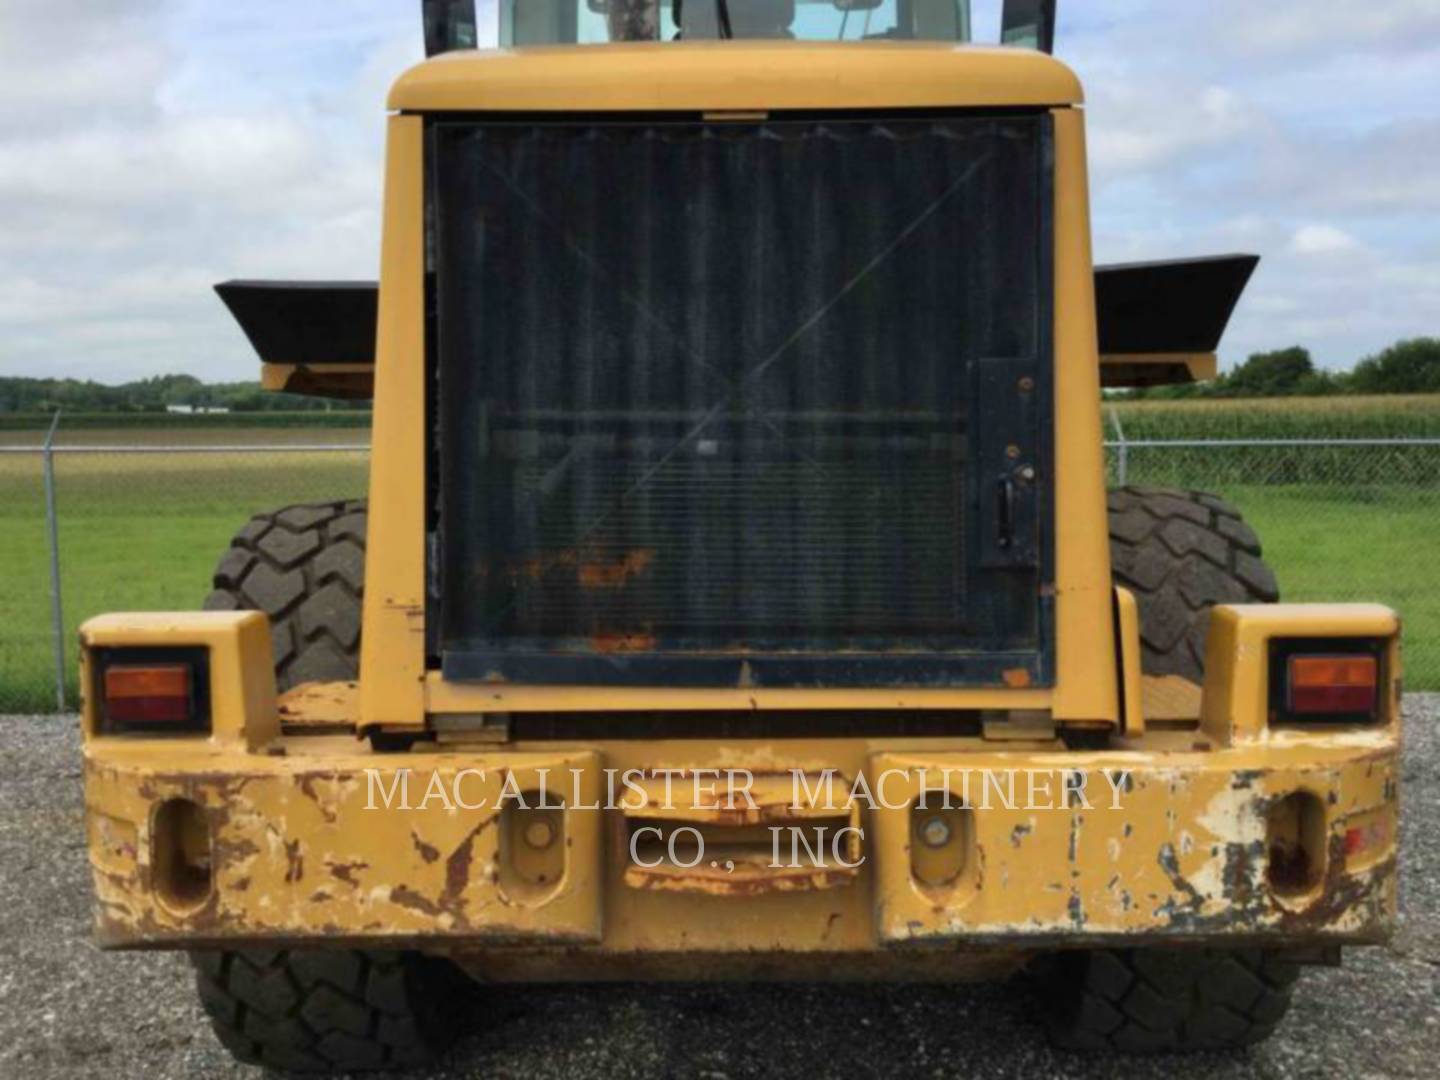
[1156,842,1203,909]
[626,863,856,897]
[577,549,655,588]
[298,774,339,824]
[284,839,304,884]
[212,836,260,865]
[1002,668,1032,689]
[329,860,368,887]
[411,832,441,864]
[509,548,656,589]
[277,681,359,728]
[590,633,657,654]
[389,885,444,917]
[441,814,500,913]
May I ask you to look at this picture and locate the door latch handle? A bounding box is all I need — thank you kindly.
[996,476,1017,550]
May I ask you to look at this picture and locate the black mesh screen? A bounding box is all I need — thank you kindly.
[432,114,1051,687]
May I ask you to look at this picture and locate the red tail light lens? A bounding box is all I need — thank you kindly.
[94,648,210,734]
[104,664,193,724]
[1287,655,1378,717]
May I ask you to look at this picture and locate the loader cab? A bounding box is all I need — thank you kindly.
[423,0,1055,52]
[504,1,969,45]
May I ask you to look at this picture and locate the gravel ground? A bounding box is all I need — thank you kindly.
[2,700,1436,1079]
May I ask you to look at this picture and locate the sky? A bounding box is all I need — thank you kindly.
[0,0,1436,384]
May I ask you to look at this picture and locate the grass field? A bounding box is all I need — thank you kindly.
[1,408,1437,710]
[0,446,368,710]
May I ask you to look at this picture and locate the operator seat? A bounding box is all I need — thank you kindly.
[606,0,660,41]
[674,0,797,39]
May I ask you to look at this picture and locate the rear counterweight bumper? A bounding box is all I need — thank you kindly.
[85,738,1397,954]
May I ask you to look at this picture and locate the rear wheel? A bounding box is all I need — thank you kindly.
[1107,486,1278,681]
[1040,948,1301,1052]
[1046,493,1294,1051]
[198,513,465,1071]
[191,948,470,1072]
[203,500,367,690]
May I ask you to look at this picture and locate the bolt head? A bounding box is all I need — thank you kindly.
[919,816,952,848]
[523,819,556,850]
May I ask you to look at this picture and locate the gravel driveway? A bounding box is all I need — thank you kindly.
[2,700,1436,1079]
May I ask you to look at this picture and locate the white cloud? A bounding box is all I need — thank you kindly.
[1089,83,1259,174]
[1290,224,1362,256]
[1225,0,1440,56]
[0,1,1435,382]
[0,1,419,382]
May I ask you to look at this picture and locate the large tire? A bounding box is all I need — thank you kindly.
[191,949,469,1072]
[1041,948,1301,1052]
[1108,487,1278,681]
[203,500,367,690]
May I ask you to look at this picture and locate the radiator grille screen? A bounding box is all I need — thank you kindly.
[432,114,1051,684]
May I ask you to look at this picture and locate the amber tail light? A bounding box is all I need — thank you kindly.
[95,648,210,734]
[1270,639,1384,725]
[1288,655,1378,716]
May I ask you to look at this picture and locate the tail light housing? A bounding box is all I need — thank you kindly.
[94,647,210,735]
[1270,639,1384,726]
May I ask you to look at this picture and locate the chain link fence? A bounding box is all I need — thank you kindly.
[0,436,368,712]
[2,430,1436,712]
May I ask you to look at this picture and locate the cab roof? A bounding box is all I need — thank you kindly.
[389,41,1083,113]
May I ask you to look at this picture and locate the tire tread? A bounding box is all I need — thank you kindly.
[1044,948,1300,1052]
[189,949,463,1072]
[1109,487,1279,680]
[202,500,367,691]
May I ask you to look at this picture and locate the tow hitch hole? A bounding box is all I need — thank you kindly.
[910,804,974,890]
[151,798,212,912]
[500,796,565,900]
[1267,791,1327,900]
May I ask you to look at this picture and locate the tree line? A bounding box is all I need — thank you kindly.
[0,373,366,414]
[3,336,1437,413]
[1126,337,1440,400]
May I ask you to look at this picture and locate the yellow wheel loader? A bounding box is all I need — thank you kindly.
[80,1,1401,1070]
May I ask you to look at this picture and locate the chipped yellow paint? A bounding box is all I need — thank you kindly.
[78,601,1401,957]
[86,746,604,946]
[871,742,1396,942]
[83,730,1397,953]
[277,681,359,729]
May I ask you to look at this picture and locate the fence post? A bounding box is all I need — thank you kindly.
[42,410,66,712]
[1109,405,1128,486]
